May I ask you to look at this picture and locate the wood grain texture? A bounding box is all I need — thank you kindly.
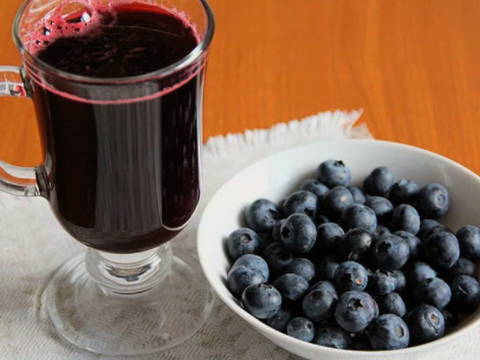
[1,0,479,172]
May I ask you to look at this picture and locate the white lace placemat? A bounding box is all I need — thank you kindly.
[2,110,478,360]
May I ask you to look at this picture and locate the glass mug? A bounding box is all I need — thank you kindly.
[0,0,214,355]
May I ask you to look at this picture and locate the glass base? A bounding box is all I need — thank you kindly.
[39,246,214,356]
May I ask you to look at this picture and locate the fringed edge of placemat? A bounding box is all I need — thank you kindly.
[204,109,371,157]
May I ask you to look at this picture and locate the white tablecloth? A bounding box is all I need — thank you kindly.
[3,110,478,359]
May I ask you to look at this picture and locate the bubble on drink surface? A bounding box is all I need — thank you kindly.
[66,9,92,24]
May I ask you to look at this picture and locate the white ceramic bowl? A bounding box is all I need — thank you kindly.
[197,139,480,359]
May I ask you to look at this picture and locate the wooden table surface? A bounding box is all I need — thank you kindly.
[1,0,479,172]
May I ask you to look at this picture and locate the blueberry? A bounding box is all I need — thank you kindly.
[227,266,265,297]
[365,196,394,224]
[286,317,315,342]
[317,159,352,187]
[405,304,445,345]
[363,167,395,197]
[377,292,407,317]
[301,179,330,200]
[392,270,407,293]
[323,186,354,218]
[368,314,410,350]
[316,214,330,225]
[302,281,338,321]
[232,254,269,281]
[372,234,410,271]
[414,277,451,309]
[334,261,369,292]
[226,228,263,260]
[273,273,309,302]
[391,204,420,235]
[242,283,282,319]
[316,222,344,251]
[373,225,391,239]
[282,190,318,219]
[271,219,285,242]
[315,256,339,281]
[347,185,366,204]
[264,307,292,332]
[245,199,280,233]
[341,204,377,232]
[424,231,460,269]
[280,214,317,254]
[450,275,480,312]
[441,309,458,331]
[334,290,378,332]
[408,261,437,285]
[310,279,337,293]
[285,258,315,282]
[416,184,450,219]
[313,324,351,349]
[342,228,374,262]
[418,219,444,240]
[457,225,480,261]
[368,270,397,296]
[263,242,293,273]
[388,179,419,205]
[395,231,421,260]
[446,257,476,280]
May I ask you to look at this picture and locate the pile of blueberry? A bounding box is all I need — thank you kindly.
[225,160,480,351]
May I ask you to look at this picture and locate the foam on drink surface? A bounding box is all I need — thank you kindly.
[26,1,200,78]
[24,1,197,56]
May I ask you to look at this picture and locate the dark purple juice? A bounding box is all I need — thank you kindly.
[30,3,203,253]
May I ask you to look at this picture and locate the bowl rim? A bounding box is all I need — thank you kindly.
[197,138,480,356]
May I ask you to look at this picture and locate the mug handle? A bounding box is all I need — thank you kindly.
[0,65,44,197]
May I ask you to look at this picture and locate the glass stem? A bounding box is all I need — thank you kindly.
[85,243,172,295]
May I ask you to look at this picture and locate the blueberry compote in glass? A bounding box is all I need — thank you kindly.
[34,2,202,253]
